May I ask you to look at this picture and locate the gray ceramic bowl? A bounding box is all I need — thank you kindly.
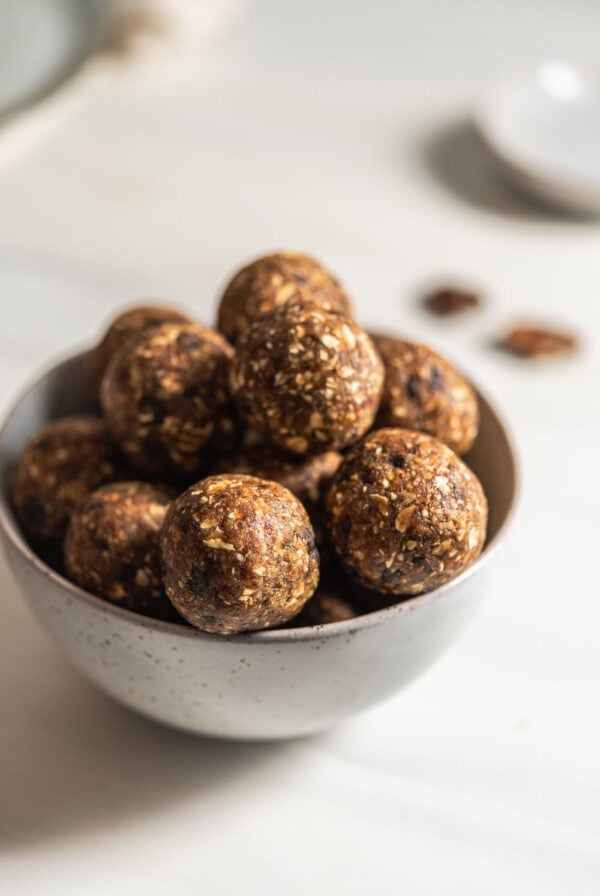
[0,351,517,740]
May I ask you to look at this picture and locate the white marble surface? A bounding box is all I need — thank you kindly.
[1,1,599,893]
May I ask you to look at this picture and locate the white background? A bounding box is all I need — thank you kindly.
[1,1,599,893]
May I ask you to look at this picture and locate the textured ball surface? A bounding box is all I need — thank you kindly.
[217,251,352,344]
[160,474,319,633]
[11,416,122,542]
[212,445,342,506]
[90,303,192,388]
[325,428,487,595]
[291,583,357,627]
[101,322,236,479]
[230,303,384,455]
[373,336,479,455]
[64,481,175,620]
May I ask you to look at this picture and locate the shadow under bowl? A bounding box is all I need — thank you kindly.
[0,351,517,740]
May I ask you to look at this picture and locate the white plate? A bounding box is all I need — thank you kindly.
[0,0,109,123]
[475,61,600,214]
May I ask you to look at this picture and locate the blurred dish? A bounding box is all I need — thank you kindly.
[475,61,600,214]
[0,0,109,123]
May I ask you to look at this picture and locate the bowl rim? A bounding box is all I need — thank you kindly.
[0,347,519,644]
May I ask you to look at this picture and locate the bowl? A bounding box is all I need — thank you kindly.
[475,61,600,214]
[0,350,517,740]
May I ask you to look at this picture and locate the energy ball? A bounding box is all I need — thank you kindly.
[213,445,342,506]
[64,482,175,619]
[101,322,236,480]
[90,303,192,388]
[160,474,319,633]
[304,588,356,624]
[11,416,122,542]
[373,336,479,455]
[230,303,384,455]
[291,578,357,627]
[217,251,352,344]
[325,428,487,596]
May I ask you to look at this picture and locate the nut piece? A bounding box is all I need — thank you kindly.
[90,303,192,388]
[11,416,122,542]
[64,482,175,620]
[230,303,384,455]
[213,445,342,506]
[325,428,487,595]
[101,322,236,479]
[160,474,319,633]
[217,252,352,344]
[423,286,481,316]
[373,336,479,455]
[498,324,578,358]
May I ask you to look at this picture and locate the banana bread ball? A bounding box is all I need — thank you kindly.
[325,428,487,595]
[160,474,319,633]
[217,251,352,344]
[373,337,479,455]
[292,582,357,626]
[64,482,175,619]
[230,304,384,455]
[90,303,192,388]
[213,445,342,506]
[101,322,236,480]
[11,416,122,542]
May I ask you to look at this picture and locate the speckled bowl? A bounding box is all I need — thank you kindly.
[0,351,517,740]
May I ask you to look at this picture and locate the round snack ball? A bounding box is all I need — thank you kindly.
[325,428,487,596]
[11,416,122,542]
[90,303,192,388]
[306,588,356,624]
[160,474,319,633]
[290,555,398,623]
[373,336,479,455]
[213,445,342,506]
[64,482,175,620]
[291,583,357,627]
[101,322,236,480]
[230,304,384,455]
[217,251,352,344]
